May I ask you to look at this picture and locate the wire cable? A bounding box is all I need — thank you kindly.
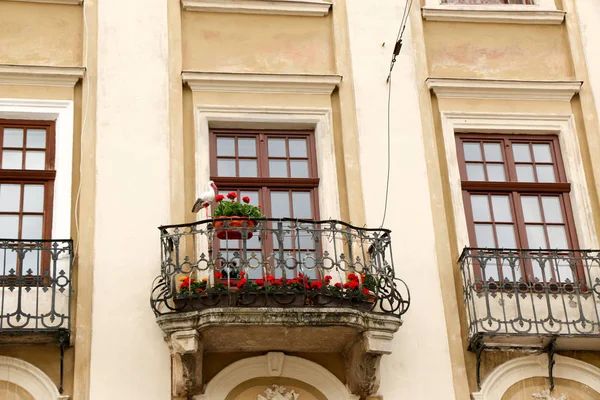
[380,0,414,228]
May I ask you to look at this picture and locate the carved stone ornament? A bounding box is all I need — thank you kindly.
[165,330,203,398]
[257,385,300,400]
[532,390,567,400]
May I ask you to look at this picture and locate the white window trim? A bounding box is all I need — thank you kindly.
[0,98,74,241]
[472,354,600,399]
[422,0,565,24]
[440,111,599,252]
[194,104,341,223]
[0,355,68,400]
[196,352,358,399]
[181,0,331,17]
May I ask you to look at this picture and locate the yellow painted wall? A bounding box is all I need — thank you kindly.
[0,381,34,400]
[424,22,574,80]
[0,2,82,66]
[182,12,334,74]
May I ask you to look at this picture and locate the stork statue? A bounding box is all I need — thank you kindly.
[192,180,218,219]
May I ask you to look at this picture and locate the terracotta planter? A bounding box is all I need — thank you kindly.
[238,292,306,307]
[213,217,256,240]
[173,291,235,311]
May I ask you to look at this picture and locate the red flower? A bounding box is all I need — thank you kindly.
[334,282,342,289]
[362,287,371,295]
[258,205,261,209]
[310,281,322,289]
[256,279,265,286]
[266,275,276,282]
[197,287,204,292]
[227,192,237,200]
[324,275,332,283]
[237,278,247,289]
[348,273,357,281]
[215,194,225,202]
[348,281,359,290]
[343,282,349,289]
[215,272,222,279]
[240,271,245,277]
[242,196,250,204]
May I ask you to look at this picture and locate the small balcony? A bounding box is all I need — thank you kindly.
[460,248,600,351]
[0,239,72,344]
[151,218,410,399]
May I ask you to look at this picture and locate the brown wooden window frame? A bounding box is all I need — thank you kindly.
[0,119,56,276]
[456,133,581,283]
[210,129,321,280]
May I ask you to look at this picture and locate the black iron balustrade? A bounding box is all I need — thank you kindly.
[0,239,73,336]
[460,248,600,343]
[151,218,410,318]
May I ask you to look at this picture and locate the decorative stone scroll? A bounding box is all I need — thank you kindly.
[257,385,300,400]
[165,330,203,398]
[532,390,567,400]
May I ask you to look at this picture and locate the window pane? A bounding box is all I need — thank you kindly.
[0,215,19,238]
[466,163,485,181]
[289,139,308,158]
[3,128,24,147]
[475,224,495,247]
[496,225,516,248]
[269,160,288,178]
[0,184,21,212]
[471,195,491,221]
[486,165,505,182]
[532,144,552,163]
[521,196,542,223]
[2,150,22,169]
[26,129,46,149]
[217,159,236,176]
[463,143,482,161]
[516,165,535,182]
[536,165,555,183]
[268,138,286,157]
[217,137,235,156]
[547,226,568,249]
[292,192,312,219]
[541,197,563,223]
[491,196,512,222]
[483,143,502,162]
[512,144,532,162]
[525,225,547,249]
[240,191,259,206]
[239,159,258,177]
[25,151,45,170]
[22,251,40,275]
[237,138,256,157]
[290,160,309,178]
[270,192,290,218]
[22,215,43,239]
[23,185,44,213]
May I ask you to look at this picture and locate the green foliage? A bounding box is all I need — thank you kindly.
[213,199,265,218]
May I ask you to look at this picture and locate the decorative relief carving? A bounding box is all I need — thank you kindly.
[344,336,383,399]
[166,330,204,398]
[257,385,299,400]
[532,390,567,400]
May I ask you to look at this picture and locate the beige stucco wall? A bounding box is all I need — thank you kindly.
[89,0,171,398]
[502,377,599,400]
[182,12,334,74]
[0,2,82,66]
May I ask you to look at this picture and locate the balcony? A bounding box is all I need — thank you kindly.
[151,218,410,399]
[0,239,72,345]
[460,248,600,351]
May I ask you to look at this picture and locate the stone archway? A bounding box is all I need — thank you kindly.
[0,356,66,400]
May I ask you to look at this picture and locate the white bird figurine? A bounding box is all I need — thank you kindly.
[192,180,218,218]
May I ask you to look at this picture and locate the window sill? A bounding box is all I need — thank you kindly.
[422,6,565,25]
[181,0,332,17]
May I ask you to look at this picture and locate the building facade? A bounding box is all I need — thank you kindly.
[0,0,599,399]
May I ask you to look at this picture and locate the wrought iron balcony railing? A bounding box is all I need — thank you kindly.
[460,248,600,345]
[151,218,410,318]
[0,239,73,337]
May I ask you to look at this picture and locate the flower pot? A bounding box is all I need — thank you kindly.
[214,217,256,240]
[341,295,376,311]
[238,292,305,307]
[173,291,234,311]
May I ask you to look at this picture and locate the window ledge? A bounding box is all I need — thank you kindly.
[182,71,342,94]
[0,65,85,87]
[4,0,82,5]
[426,78,582,101]
[181,0,332,17]
[422,6,565,25]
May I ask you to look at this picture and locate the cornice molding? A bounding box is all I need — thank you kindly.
[183,71,342,94]
[421,7,565,25]
[181,0,331,16]
[0,65,85,87]
[426,78,582,101]
[3,0,83,5]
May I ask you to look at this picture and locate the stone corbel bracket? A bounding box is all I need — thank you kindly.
[344,330,394,400]
[166,329,203,398]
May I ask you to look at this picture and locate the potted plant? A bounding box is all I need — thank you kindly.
[237,274,307,307]
[308,273,377,311]
[213,192,265,240]
[173,273,235,311]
